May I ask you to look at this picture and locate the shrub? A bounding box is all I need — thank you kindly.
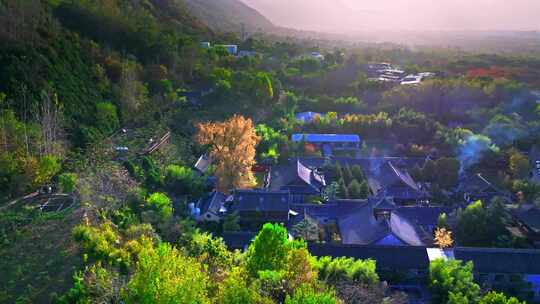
[164,165,204,196]
[316,256,379,285]
[123,243,209,304]
[95,102,120,135]
[285,285,338,304]
[246,223,291,277]
[58,172,77,193]
[429,259,480,304]
[146,193,172,220]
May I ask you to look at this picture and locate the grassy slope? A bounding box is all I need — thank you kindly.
[0,210,84,303]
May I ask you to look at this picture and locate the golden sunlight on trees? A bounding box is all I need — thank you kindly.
[434,228,454,249]
[196,115,260,192]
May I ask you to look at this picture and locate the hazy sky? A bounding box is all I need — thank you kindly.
[241,0,540,32]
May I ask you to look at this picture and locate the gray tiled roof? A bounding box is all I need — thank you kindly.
[233,189,290,212]
[270,160,325,192]
[308,244,430,270]
[454,247,540,274]
[374,197,397,210]
[293,199,439,246]
[378,161,419,191]
[512,206,540,234]
[337,201,425,246]
[222,232,256,250]
[396,206,454,226]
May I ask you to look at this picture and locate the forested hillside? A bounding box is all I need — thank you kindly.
[184,0,274,34]
[0,0,214,200]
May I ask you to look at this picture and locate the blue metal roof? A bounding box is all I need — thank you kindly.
[292,134,361,143]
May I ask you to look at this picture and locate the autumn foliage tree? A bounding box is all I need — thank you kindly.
[196,115,260,192]
[434,228,454,249]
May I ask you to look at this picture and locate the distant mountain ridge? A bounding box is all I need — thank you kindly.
[184,0,274,34]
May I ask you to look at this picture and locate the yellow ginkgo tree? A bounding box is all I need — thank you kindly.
[434,227,454,249]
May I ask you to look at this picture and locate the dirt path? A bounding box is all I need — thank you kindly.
[0,191,39,211]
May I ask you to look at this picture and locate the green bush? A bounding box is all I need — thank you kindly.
[123,243,209,304]
[164,165,204,196]
[429,258,480,304]
[246,223,292,277]
[285,285,338,304]
[95,102,120,135]
[58,172,77,193]
[145,193,172,220]
[316,256,379,285]
[479,291,525,304]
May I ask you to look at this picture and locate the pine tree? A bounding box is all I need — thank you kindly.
[333,162,343,181]
[343,165,354,184]
[347,179,362,198]
[359,181,370,198]
[337,178,348,199]
[351,165,364,181]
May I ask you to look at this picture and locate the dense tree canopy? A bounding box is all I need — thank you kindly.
[429,259,480,304]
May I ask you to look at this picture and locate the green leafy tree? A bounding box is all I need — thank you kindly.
[479,291,525,304]
[347,179,363,198]
[284,247,318,291]
[223,212,241,232]
[448,292,472,304]
[512,180,540,202]
[219,267,271,304]
[342,165,354,184]
[429,259,480,304]
[293,217,320,241]
[245,223,291,277]
[141,156,163,191]
[316,256,379,286]
[284,285,339,304]
[145,193,173,220]
[58,265,120,304]
[95,102,120,135]
[509,151,530,179]
[254,72,274,102]
[337,178,348,199]
[455,200,510,247]
[359,181,370,198]
[255,124,287,163]
[422,159,437,182]
[322,182,339,201]
[0,152,21,199]
[435,157,460,189]
[164,164,205,196]
[256,270,287,302]
[332,163,343,181]
[437,213,449,229]
[34,155,61,187]
[350,165,364,181]
[58,172,77,193]
[123,243,209,304]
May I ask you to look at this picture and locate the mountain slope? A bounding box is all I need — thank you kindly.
[184,0,274,34]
